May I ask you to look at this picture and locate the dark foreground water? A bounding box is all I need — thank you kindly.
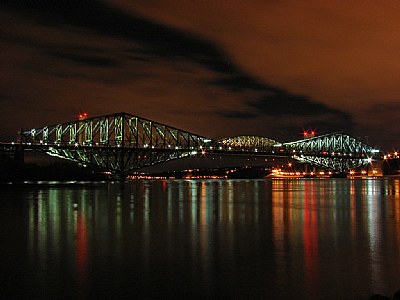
[1,178,399,299]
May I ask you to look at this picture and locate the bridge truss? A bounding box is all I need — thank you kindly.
[21,112,212,178]
[18,112,381,177]
[282,133,380,173]
[217,136,279,151]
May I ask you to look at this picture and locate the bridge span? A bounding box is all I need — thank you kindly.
[2,112,380,179]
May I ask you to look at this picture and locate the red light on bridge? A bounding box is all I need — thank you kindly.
[303,129,316,138]
[78,112,89,121]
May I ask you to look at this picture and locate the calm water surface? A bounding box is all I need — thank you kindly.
[1,178,399,299]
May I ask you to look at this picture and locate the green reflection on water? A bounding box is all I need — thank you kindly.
[5,178,397,299]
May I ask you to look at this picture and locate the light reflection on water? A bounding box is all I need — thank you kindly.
[0,178,399,299]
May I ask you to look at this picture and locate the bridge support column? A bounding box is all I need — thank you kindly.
[332,172,347,178]
[14,146,24,163]
[115,171,126,181]
[116,145,127,181]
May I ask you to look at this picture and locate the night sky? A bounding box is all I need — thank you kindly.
[2,1,400,150]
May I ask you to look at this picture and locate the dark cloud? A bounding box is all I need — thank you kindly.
[211,73,353,133]
[247,93,348,117]
[216,111,257,119]
[3,0,235,73]
[354,100,400,149]
[1,0,357,145]
[47,52,119,68]
[365,101,400,115]
[209,75,268,92]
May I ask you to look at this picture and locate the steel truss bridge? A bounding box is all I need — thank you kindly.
[5,112,380,178]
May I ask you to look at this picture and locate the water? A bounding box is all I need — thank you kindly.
[1,178,399,299]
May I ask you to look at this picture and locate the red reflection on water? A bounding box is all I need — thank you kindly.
[76,210,88,296]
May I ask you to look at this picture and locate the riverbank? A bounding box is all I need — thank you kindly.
[0,160,107,182]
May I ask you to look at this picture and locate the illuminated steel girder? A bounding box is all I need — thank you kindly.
[294,156,370,173]
[218,136,279,151]
[282,132,380,172]
[21,112,212,177]
[20,114,381,176]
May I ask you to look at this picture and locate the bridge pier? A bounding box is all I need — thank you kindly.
[331,172,347,178]
[115,171,127,181]
[14,146,24,163]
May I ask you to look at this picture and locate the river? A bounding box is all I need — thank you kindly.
[1,178,399,299]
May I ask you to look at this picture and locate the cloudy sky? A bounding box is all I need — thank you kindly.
[2,0,400,150]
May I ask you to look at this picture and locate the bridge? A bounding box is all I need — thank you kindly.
[2,112,380,179]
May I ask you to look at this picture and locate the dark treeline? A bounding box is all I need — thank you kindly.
[0,156,107,182]
[383,159,400,175]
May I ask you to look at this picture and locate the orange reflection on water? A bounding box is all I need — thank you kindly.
[391,179,400,222]
[302,181,319,294]
[272,180,285,251]
[271,179,297,290]
[389,179,400,251]
[19,178,400,299]
[350,180,357,239]
[200,181,207,226]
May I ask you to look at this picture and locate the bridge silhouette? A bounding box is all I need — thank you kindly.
[2,112,380,179]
